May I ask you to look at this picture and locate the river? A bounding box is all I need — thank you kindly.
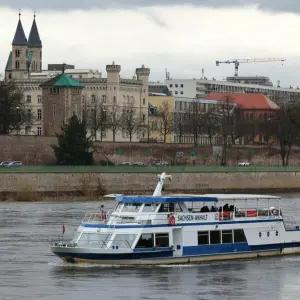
[1,194,300,300]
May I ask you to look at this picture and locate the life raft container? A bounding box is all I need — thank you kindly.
[168,215,176,226]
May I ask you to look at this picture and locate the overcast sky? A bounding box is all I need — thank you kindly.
[1,2,300,87]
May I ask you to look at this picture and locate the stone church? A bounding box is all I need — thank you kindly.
[4,14,150,142]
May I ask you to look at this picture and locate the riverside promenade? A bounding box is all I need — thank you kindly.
[1,165,300,201]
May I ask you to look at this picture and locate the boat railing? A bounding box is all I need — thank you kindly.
[283,216,299,230]
[82,211,111,224]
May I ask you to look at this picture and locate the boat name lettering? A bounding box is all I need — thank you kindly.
[177,214,207,221]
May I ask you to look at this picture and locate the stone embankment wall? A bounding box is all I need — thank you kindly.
[1,172,300,198]
[2,135,300,166]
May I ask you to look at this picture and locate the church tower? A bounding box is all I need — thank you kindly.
[27,13,42,73]
[6,12,29,80]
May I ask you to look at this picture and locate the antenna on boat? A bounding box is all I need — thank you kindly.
[153,173,172,196]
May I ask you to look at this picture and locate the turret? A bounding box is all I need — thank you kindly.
[10,12,29,80]
[106,61,121,104]
[28,13,43,73]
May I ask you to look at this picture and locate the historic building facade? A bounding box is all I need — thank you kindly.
[4,14,150,142]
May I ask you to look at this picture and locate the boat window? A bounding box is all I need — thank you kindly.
[158,203,181,213]
[155,233,169,247]
[222,230,233,244]
[122,203,142,212]
[276,231,279,236]
[210,231,221,244]
[115,203,123,212]
[234,229,247,243]
[142,203,159,212]
[198,231,209,245]
[77,233,112,248]
[111,234,137,249]
[135,233,154,248]
[71,231,82,243]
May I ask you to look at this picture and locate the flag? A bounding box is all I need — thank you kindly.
[62,224,65,234]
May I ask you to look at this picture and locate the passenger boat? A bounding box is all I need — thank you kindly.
[51,172,300,265]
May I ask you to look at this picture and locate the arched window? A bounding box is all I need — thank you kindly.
[15,49,20,58]
[15,60,20,70]
[113,96,116,103]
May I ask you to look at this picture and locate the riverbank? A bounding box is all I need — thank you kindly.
[1,170,300,201]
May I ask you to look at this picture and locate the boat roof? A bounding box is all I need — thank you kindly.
[116,195,218,203]
[171,194,281,200]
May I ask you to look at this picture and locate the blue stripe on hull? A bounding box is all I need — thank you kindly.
[53,249,173,261]
[183,242,300,256]
[53,242,300,263]
[183,243,249,256]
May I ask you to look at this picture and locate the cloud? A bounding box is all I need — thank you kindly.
[0,5,300,88]
[1,0,300,13]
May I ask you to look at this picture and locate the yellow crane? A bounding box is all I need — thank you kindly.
[215,57,286,77]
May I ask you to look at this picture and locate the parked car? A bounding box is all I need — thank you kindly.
[238,161,251,167]
[156,161,169,166]
[139,138,158,143]
[7,161,23,167]
[0,161,11,167]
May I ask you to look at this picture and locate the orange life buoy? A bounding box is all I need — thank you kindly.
[168,215,176,226]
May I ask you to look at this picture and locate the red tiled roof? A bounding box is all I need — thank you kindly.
[205,93,279,110]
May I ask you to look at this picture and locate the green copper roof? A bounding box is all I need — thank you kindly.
[40,73,84,88]
[54,74,84,88]
[5,52,12,71]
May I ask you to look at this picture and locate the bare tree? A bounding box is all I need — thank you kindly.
[186,99,205,146]
[173,111,188,144]
[216,96,236,166]
[108,102,123,142]
[151,100,174,143]
[202,110,219,146]
[84,101,109,142]
[268,105,300,166]
[121,102,141,142]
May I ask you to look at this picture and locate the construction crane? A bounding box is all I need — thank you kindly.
[215,58,286,77]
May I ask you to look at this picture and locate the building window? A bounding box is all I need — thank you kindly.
[102,130,107,138]
[26,95,31,103]
[15,49,20,57]
[52,104,56,116]
[169,84,173,88]
[102,95,106,103]
[143,98,146,105]
[82,95,85,104]
[113,96,116,103]
[198,231,209,245]
[175,84,178,88]
[25,126,31,135]
[175,91,178,95]
[180,84,184,88]
[37,127,42,136]
[37,109,42,120]
[180,91,183,95]
[37,95,42,103]
[142,114,146,121]
[143,89,146,93]
[114,86,116,90]
[91,95,96,103]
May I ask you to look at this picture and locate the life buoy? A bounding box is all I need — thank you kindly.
[272,209,279,216]
[168,215,176,226]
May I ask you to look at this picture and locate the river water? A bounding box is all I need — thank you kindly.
[1,195,300,300]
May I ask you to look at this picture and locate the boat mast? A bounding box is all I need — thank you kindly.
[153,172,172,196]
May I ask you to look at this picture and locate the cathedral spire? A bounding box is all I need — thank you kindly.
[28,13,42,47]
[12,11,28,45]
